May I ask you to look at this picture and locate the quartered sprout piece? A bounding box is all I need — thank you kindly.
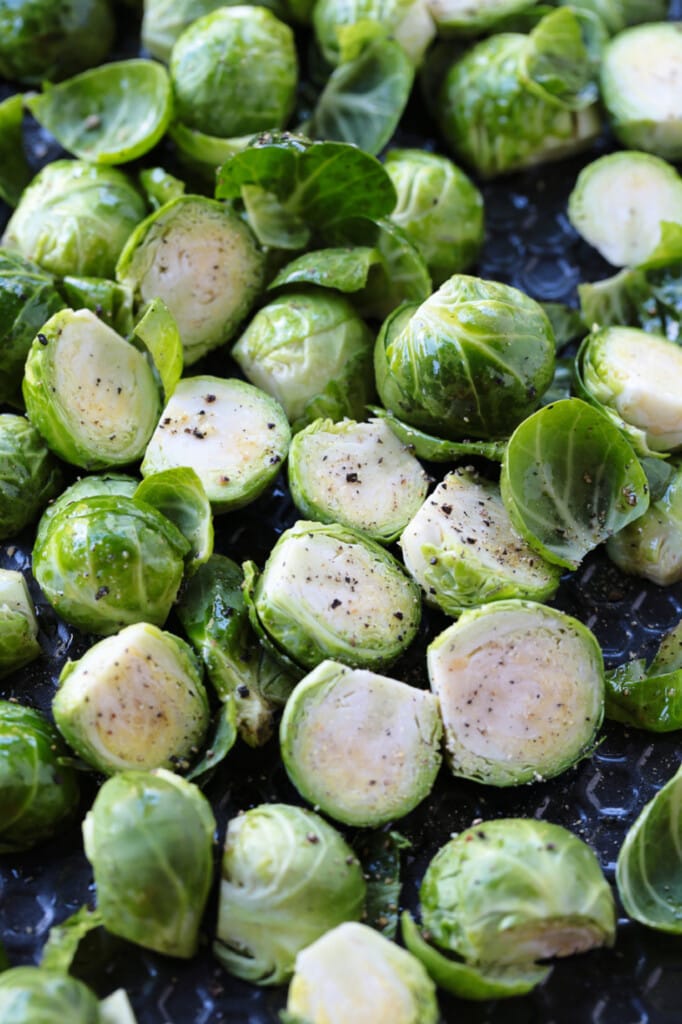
[427,600,604,786]
[0,569,41,679]
[141,375,291,513]
[0,967,102,1024]
[0,414,63,540]
[280,660,442,826]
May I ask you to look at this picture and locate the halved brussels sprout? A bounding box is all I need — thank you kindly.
[0,701,80,853]
[427,600,604,785]
[245,520,421,670]
[82,768,215,958]
[374,274,555,440]
[0,967,101,1024]
[3,160,147,279]
[0,0,114,84]
[384,148,484,286]
[53,622,210,775]
[170,7,298,138]
[23,308,162,470]
[288,417,430,543]
[214,803,366,985]
[280,660,442,826]
[567,151,682,268]
[232,291,375,433]
[0,414,63,540]
[141,375,291,513]
[0,570,41,679]
[607,460,682,586]
[600,23,682,162]
[285,921,439,1024]
[400,467,561,616]
[116,195,265,365]
[312,0,436,67]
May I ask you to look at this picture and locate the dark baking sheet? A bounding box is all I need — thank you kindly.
[2,5,682,1023]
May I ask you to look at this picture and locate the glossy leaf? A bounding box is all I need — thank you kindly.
[134,467,213,572]
[130,298,183,400]
[186,698,238,783]
[269,247,382,293]
[369,407,507,462]
[0,94,31,206]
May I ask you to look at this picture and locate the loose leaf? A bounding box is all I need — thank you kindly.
[352,830,410,940]
[269,247,382,293]
[0,94,31,206]
[134,467,213,573]
[41,906,103,973]
[186,698,238,783]
[131,298,183,400]
[370,407,506,463]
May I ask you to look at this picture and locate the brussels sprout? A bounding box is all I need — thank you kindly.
[170,7,298,139]
[0,701,80,853]
[400,467,561,616]
[285,921,439,1024]
[312,0,436,67]
[600,23,682,162]
[34,472,139,551]
[33,494,190,636]
[245,520,421,670]
[0,967,101,1024]
[0,570,41,678]
[232,291,375,432]
[23,308,162,471]
[374,274,555,440]
[288,417,429,543]
[141,376,291,513]
[53,622,210,775]
[116,195,265,366]
[26,59,173,165]
[82,768,215,957]
[567,151,682,268]
[427,0,537,35]
[3,161,147,279]
[576,326,682,455]
[616,764,682,933]
[427,600,604,786]
[0,414,63,540]
[578,259,682,342]
[214,803,366,984]
[607,461,682,585]
[280,660,442,826]
[384,148,484,286]
[0,0,115,84]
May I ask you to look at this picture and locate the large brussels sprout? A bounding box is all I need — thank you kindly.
[232,291,375,432]
[0,967,101,1024]
[170,7,298,138]
[33,494,190,636]
[280,660,442,826]
[83,769,215,957]
[384,148,484,286]
[374,274,555,440]
[0,0,115,84]
[285,921,439,1024]
[0,414,63,540]
[3,161,147,279]
[607,460,682,586]
[0,570,41,679]
[0,702,80,853]
[116,195,265,365]
[214,803,366,985]
[427,600,604,786]
[312,0,436,67]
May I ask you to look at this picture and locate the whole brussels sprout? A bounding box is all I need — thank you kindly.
[0,414,63,540]
[34,472,138,551]
[170,6,298,138]
[0,701,80,853]
[3,161,147,279]
[0,570,41,679]
[0,967,101,1024]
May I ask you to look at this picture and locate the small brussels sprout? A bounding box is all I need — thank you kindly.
[577,326,682,454]
[427,600,604,786]
[214,803,366,985]
[427,0,537,35]
[374,274,555,440]
[600,23,682,162]
[141,376,291,513]
[170,7,298,138]
[280,660,442,826]
[53,622,210,775]
[400,467,561,616]
[82,768,215,957]
[0,967,101,1024]
[245,520,421,670]
[607,460,682,585]
[0,570,41,678]
[384,148,484,286]
[3,161,147,279]
[0,0,115,84]
[0,701,80,853]
[0,414,63,540]
[233,291,375,433]
[312,0,436,67]
[285,921,439,1024]
[116,195,265,366]
[33,494,190,636]
[23,308,162,471]
[288,417,430,543]
[417,820,615,971]
[567,151,682,268]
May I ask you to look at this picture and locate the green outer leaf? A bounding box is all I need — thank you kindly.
[134,467,213,572]
[40,906,103,973]
[186,697,238,782]
[521,8,597,110]
[578,262,682,344]
[169,122,251,184]
[369,407,507,462]
[0,95,31,207]
[293,142,397,228]
[59,276,134,337]
[138,166,186,211]
[269,247,381,293]
[616,764,682,933]
[241,185,311,250]
[131,298,183,400]
[605,664,682,732]
[351,830,409,940]
[216,144,300,200]
[501,398,650,569]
